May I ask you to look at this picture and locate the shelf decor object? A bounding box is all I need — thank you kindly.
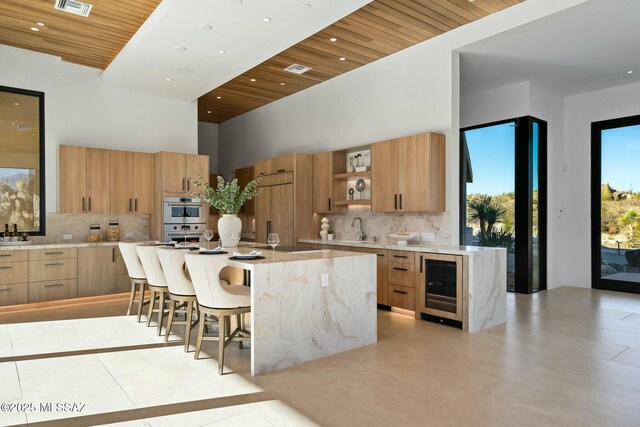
[320,217,330,240]
[191,175,262,247]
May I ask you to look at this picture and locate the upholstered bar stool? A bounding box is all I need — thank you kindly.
[118,242,148,322]
[157,248,199,352]
[185,253,251,375]
[136,245,170,335]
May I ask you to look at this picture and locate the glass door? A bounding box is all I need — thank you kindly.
[592,115,640,293]
[461,116,547,293]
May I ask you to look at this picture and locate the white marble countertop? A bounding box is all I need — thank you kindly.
[299,239,505,256]
[0,241,123,250]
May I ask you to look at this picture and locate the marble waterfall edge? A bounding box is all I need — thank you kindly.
[250,254,377,375]
[467,248,507,333]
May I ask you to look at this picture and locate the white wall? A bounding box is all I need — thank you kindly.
[0,45,197,213]
[218,0,588,246]
[563,81,640,288]
[198,122,219,173]
[460,81,531,128]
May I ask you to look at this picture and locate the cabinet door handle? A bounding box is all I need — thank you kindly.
[399,194,403,210]
[112,248,115,262]
[393,290,408,295]
[0,288,12,292]
[45,263,63,267]
[266,220,272,240]
[0,254,11,258]
[328,198,331,212]
[376,254,384,257]
[187,179,190,191]
[45,251,63,255]
[393,255,408,259]
[82,197,86,212]
[394,194,397,210]
[277,169,286,173]
[135,198,138,212]
[129,198,132,212]
[44,283,63,288]
[88,197,92,212]
[393,267,408,271]
[420,255,423,273]
[0,266,11,269]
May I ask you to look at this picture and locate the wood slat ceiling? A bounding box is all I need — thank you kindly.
[199,0,523,123]
[0,0,161,70]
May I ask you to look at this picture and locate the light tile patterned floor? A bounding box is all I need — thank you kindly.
[0,286,639,426]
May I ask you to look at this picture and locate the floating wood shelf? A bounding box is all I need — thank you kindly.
[333,171,371,180]
[333,199,371,206]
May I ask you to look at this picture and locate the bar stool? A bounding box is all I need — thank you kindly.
[157,248,199,352]
[118,242,148,322]
[185,253,250,375]
[136,245,170,336]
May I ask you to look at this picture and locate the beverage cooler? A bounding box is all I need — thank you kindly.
[418,253,463,324]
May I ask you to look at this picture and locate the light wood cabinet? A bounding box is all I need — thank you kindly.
[388,284,415,311]
[371,132,445,213]
[77,247,117,297]
[0,283,28,306]
[28,279,78,303]
[255,158,271,177]
[0,261,28,285]
[0,253,29,305]
[312,152,346,214]
[59,146,111,213]
[254,154,313,249]
[29,258,78,282]
[185,155,209,192]
[111,151,154,214]
[271,154,295,174]
[358,247,388,305]
[235,166,256,215]
[0,250,28,263]
[157,152,209,194]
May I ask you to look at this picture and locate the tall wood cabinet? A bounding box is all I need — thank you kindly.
[235,166,256,215]
[312,151,346,214]
[254,154,312,249]
[371,132,445,213]
[59,146,111,213]
[110,151,154,214]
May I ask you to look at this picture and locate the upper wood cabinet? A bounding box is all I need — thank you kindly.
[235,166,256,215]
[312,151,346,214]
[255,158,270,177]
[110,151,154,214]
[59,146,111,213]
[255,154,294,177]
[157,152,209,194]
[371,132,445,213]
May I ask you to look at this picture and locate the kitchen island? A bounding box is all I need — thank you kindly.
[300,239,506,333]
[224,249,377,375]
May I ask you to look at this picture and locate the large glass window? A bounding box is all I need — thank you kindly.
[592,115,640,293]
[0,85,45,235]
[461,116,547,294]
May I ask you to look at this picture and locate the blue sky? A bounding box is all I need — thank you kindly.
[464,123,516,196]
[602,124,640,192]
[0,168,32,178]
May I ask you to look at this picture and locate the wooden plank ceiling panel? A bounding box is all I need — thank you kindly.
[0,0,162,70]
[199,0,522,123]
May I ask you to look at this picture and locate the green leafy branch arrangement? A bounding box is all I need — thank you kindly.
[191,174,262,215]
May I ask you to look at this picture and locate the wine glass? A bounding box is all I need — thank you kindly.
[203,229,214,247]
[267,232,280,257]
[230,231,241,248]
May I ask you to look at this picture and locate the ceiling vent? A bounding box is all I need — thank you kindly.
[284,64,312,74]
[54,0,93,17]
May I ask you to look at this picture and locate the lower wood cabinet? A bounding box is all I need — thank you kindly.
[386,250,416,310]
[29,259,78,282]
[29,279,78,303]
[388,284,415,310]
[115,251,130,293]
[0,283,28,306]
[78,247,117,297]
[358,247,389,306]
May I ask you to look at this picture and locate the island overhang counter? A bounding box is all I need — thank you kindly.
[225,249,377,376]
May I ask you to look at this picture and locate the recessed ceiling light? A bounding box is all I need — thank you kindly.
[330,37,337,42]
[280,82,285,86]
[339,57,346,61]
[218,50,225,54]
[36,22,45,26]
[250,78,256,82]
[627,70,634,74]
[14,103,19,106]
[207,110,212,113]
[263,17,271,22]
[174,45,186,51]
[30,27,39,32]
[199,24,212,31]
[216,96,222,99]
[165,78,172,82]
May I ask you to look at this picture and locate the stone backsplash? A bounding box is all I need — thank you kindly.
[30,213,150,244]
[321,207,451,244]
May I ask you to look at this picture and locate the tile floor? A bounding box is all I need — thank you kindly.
[0,286,639,426]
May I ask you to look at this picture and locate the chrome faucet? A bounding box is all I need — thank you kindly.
[351,217,366,241]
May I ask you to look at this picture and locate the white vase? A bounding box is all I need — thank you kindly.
[218,214,242,247]
[320,217,329,240]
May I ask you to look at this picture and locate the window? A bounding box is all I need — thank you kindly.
[0,85,46,235]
